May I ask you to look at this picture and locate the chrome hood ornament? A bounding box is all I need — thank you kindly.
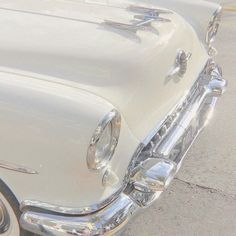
[103,5,172,34]
[167,50,192,78]
[128,5,172,18]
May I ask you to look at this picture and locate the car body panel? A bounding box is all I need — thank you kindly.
[0,71,139,208]
[0,0,221,214]
[0,0,210,141]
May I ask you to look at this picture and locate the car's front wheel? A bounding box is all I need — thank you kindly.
[0,179,33,236]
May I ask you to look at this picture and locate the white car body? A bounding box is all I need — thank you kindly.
[0,0,227,235]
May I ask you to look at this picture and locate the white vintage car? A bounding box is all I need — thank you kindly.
[0,0,227,235]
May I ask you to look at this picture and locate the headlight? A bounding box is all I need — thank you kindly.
[206,7,222,46]
[87,110,121,171]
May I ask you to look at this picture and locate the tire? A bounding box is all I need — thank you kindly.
[0,179,33,236]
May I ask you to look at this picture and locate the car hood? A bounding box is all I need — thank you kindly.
[0,0,209,141]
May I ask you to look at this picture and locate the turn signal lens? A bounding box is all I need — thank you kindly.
[87,110,121,171]
[94,123,112,166]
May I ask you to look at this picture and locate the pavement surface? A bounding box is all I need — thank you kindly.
[122,1,236,235]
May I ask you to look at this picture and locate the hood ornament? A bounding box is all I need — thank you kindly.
[103,5,172,34]
[167,50,192,79]
[128,5,172,17]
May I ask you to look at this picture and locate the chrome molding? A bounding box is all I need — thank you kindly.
[20,188,123,215]
[0,161,38,174]
[206,6,222,56]
[167,50,192,78]
[133,14,171,23]
[206,6,222,46]
[127,5,173,16]
[103,19,158,34]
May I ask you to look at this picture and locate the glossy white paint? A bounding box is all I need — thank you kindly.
[0,0,211,140]
[0,0,220,209]
[0,71,139,208]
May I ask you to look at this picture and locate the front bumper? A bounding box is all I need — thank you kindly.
[20,60,227,236]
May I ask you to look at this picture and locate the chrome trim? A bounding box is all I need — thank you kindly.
[20,194,139,236]
[206,6,222,45]
[206,6,222,55]
[167,50,192,78]
[87,109,121,171]
[20,188,123,216]
[103,18,169,34]
[103,20,140,33]
[0,199,10,234]
[133,14,171,23]
[20,60,226,236]
[125,59,226,183]
[0,161,38,174]
[131,158,177,193]
[127,5,173,16]
[103,5,172,34]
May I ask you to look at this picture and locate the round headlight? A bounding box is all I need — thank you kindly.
[87,110,121,171]
[206,7,222,46]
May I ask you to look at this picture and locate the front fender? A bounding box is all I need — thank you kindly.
[0,70,139,211]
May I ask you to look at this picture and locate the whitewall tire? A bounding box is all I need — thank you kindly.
[0,179,33,236]
[0,192,20,236]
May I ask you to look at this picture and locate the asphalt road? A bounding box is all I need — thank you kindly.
[122,2,236,236]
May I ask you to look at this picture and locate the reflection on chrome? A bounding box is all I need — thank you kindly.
[206,6,223,56]
[20,59,227,236]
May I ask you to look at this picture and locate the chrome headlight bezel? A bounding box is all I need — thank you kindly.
[87,110,121,171]
[206,7,222,47]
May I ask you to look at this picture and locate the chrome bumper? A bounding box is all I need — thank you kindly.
[20,60,227,236]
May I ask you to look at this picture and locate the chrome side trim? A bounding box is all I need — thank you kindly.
[0,161,38,174]
[20,188,123,216]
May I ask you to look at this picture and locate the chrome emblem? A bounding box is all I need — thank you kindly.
[167,50,192,79]
[103,5,172,35]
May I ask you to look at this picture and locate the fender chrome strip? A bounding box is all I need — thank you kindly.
[0,161,38,174]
